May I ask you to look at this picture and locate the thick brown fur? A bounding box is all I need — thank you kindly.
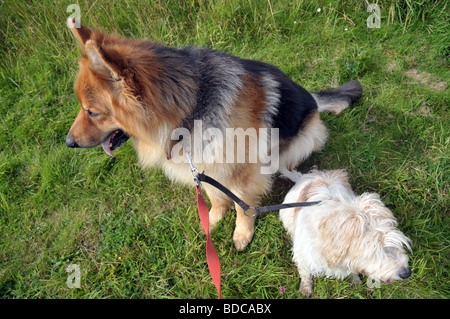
[66,19,362,251]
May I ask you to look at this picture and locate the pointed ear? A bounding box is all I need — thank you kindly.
[67,17,93,48]
[85,40,122,82]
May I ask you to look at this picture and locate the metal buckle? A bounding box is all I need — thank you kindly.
[244,207,259,218]
[185,151,200,186]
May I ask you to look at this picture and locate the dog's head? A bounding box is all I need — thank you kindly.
[65,18,135,157]
[65,19,190,157]
[319,192,412,284]
[355,193,412,283]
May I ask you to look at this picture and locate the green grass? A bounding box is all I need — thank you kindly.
[0,0,448,299]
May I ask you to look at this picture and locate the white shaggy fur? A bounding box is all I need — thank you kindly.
[280,169,412,297]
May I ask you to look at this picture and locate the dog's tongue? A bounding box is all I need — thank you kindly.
[101,135,115,157]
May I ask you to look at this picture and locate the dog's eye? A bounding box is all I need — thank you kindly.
[87,110,100,117]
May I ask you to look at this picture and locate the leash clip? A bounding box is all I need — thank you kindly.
[244,207,260,218]
[186,151,200,186]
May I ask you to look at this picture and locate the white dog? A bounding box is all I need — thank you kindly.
[279,169,412,297]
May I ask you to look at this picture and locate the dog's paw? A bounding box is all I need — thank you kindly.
[299,277,313,298]
[300,286,312,298]
[352,274,362,285]
[208,214,220,234]
[233,227,254,251]
[207,207,228,235]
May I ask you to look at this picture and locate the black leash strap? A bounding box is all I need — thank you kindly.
[197,172,321,217]
[197,173,253,212]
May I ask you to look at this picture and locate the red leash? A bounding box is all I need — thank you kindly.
[196,184,223,299]
[187,148,319,299]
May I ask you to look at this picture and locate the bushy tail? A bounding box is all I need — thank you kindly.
[311,80,363,114]
[279,168,303,182]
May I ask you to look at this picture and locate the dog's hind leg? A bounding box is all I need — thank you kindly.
[279,168,303,182]
[278,112,328,174]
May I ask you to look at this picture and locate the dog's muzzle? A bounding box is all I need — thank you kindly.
[65,135,79,148]
[399,267,411,279]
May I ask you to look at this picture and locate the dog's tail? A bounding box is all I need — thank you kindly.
[279,168,303,183]
[311,80,362,114]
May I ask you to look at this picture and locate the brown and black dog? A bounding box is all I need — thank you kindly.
[65,18,362,251]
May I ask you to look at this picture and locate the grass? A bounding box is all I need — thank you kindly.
[0,0,448,299]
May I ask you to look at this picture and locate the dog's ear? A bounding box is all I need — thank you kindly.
[67,20,125,84]
[357,193,396,221]
[67,17,95,48]
[84,40,123,82]
[319,210,364,266]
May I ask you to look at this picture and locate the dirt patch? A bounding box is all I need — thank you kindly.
[407,103,434,118]
[387,61,398,72]
[404,68,447,91]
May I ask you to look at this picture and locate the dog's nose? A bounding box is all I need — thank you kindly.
[66,135,79,148]
[399,267,411,279]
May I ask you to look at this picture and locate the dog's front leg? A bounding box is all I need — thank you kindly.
[230,168,271,251]
[204,184,232,233]
[351,273,362,284]
[299,272,313,298]
[233,201,257,252]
